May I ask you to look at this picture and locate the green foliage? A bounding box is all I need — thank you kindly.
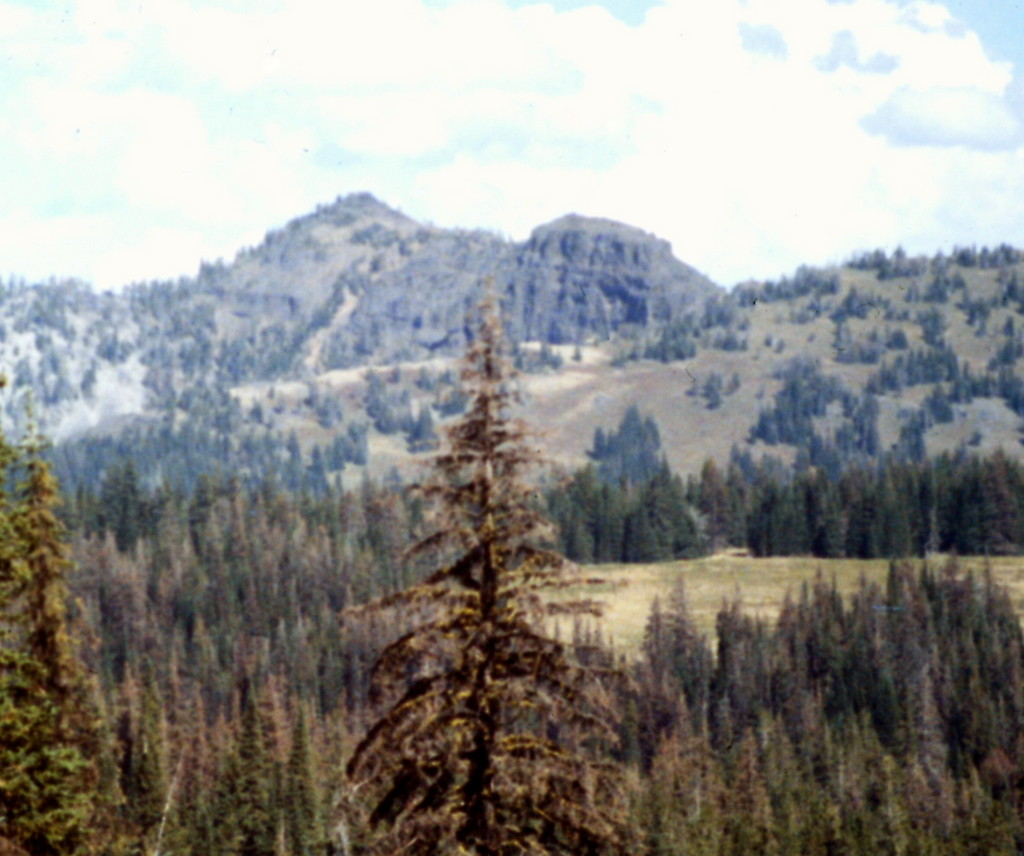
[629,559,1024,855]
[406,405,439,453]
[624,463,704,562]
[750,357,844,448]
[284,710,324,856]
[866,343,960,393]
[547,463,705,563]
[734,266,840,304]
[644,319,698,362]
[917,307,947,347]
[725,450,1024,558]
[235,687,277,856]
[699,371,724,409]
[0,431,104,854]
[35,426,1024,856]
[848,245,929,279]
[590,405,663,485]
[118,664,167,841]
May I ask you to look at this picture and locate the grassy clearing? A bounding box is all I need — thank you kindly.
[576,553,1024,656]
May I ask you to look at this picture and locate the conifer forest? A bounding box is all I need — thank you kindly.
[10,299,1024,855]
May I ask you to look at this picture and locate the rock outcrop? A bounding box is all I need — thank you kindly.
[503,214,718,344]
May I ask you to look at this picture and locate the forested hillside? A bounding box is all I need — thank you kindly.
[8,198,1024,852]
[5,195,1024,498]
[6,465,1022,854]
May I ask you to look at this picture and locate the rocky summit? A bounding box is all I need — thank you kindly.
[505,214,718,344]
[0,193,720,443]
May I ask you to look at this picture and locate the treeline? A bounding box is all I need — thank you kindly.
[50,403,370,496]
[548,447,1024,562]
[547,462,704,563]
[716,449,1024,558]
[546,405,705,562]
[631,559,1024,854]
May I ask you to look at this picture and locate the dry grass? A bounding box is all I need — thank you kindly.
[573,553,1024,657]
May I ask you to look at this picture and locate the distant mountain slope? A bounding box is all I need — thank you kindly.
[0,193,719,445]
[2,195,1023,495]
[188,192,719,369]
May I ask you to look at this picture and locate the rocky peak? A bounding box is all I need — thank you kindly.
[525,214,670,270]
[305,192,417,230]
[505,213,720,344]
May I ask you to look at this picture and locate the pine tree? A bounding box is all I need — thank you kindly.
[284,707,323,856]
[0,427,104,854]
[345,296,626,855]
[236,683,277,856]
[119,661,168,847]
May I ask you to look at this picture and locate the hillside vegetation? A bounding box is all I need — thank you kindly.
[1,195,1022,498]
[19,470,1024,855]
[8,195,1024,852]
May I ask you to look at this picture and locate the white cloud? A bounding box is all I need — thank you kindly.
[739,22,789,60]
[1,0,1023,290]
[863,86,1022,149]
[92,225,219,289]
[816,30,899,73]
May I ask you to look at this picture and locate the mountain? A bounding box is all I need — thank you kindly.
[172,192,719,373]
[0,194,717,432]
[0,194,718,485]
[2,195,1023,494]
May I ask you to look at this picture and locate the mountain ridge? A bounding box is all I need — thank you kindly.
[0,193,718,443]
[3,195,1024,497]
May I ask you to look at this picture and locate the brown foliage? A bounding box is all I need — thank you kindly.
[345,295,626,855]
[0,838,29,856]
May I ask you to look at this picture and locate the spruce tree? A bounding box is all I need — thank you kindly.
[236,684,277,856]
[697,459,730,552]
[284,708,323,856]
[119,662,168,848]
[720,731,776,856]
[0,427,103,854]
[345,296,625,855]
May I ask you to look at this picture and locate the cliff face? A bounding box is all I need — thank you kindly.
[263,196,722,368]
[503,214,719,344]
[300,201,721,367]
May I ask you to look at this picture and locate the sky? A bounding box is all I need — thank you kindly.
[2,0,1024,291]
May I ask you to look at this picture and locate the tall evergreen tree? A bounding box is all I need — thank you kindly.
[119,662,167,847]
[0,426,104,854]
[720,731,776,856]
[284,707,323,856]
[345,296,625,855]
[697,459,730,552]
[235,683,277,856]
